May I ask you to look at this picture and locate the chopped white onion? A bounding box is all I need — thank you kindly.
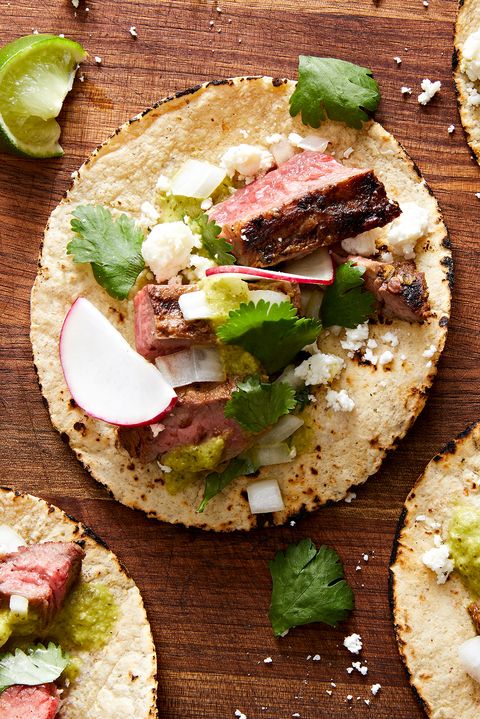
[247,478,285,513]
[300,287,324,319]
[248,289,289,305]
[274,364,305,390]
[178,290,216,320]
[289,132,329,152]
[257,415,304,446]
[171,159,226,199]
[9,594,29,616]
[270,137,296,165]
[251,443,295,467]
[459,636,480,683]
[155,346,225,387]
[0,525,26,555]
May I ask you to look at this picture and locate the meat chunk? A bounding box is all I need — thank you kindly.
[135,284,216,359]
[337,254,430,322]
[468,602,480,634]
[208,151,400,267]
[0,684,60,719]
[118,381,250,464]
[0,542,84,621]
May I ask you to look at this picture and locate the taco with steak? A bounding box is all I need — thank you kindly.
[0,487,157,718]
[31,56,452,531]
[454,0,480,163]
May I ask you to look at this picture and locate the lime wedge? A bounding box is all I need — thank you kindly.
[0,34,86,158]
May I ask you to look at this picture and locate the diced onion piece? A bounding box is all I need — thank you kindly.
[301,287,324,319]
[0,525,26,555]
[282,247,334,283]
[274,364,305,390]
[270,138,296,165]
[459,635,480,683]
[251,443,295,467]
[155,346,225,387]
[258,415,304,446]
[248,289,289,305]
[247,478,285,513]
[171,159,226,199]
[9,594,29,616]
[292,133,329,152]
[178,290,216,320]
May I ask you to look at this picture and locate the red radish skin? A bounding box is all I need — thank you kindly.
[205,262,334,286]
[59,298,177,428]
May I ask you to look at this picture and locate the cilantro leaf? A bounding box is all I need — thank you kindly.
[67,205,145,300]
[289,56,380,130]
[294,387,312,411]
[0,643,68,693]
[191,212,236,266]
[197,455,258,513]
[321,261,375,328]
[268,539,354,637]
[225,376,296,433]
[217,300,321,374]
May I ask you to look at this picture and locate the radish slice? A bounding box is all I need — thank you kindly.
[247,478,285,513]
[0,525,26,554]
[60,298,177,427]
[459,636,480,683]
[205,249,334,285]
[257,415,304,446]
[155,346,225,387]
[171,159,226,199]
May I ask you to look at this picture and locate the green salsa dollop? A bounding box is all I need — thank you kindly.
[162,436,225,495]
[448,502,480,595]
[49,582,118,651]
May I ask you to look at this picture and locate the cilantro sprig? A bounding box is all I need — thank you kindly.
[217,300,321,374]
[321,261,375,328]
[225,376,296,433]
[191,212,236,266]
[0,643,68,693]
[197,455,258,513]
[269,539,354,637]
[289,56,380,130]
[67,205,145,300]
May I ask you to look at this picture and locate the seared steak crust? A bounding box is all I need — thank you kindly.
[335,254,430,323]
[135,284,216,359]
[0,542,84,620]
[118,381,250,464]
[227,171,400,267]
[468,601,480,634]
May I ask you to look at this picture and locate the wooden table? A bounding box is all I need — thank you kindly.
[0,1,478,717]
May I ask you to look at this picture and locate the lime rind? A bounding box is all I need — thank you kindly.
[0,34,86,158]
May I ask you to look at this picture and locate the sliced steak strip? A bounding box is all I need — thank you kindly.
[209,151,400,267]
[0,542,84,620]
[336,254,430,323]
[0,684,60,719]
[118,380,250,464]
[135,283,216,359]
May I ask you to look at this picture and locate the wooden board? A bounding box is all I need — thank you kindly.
[0,0,478,716]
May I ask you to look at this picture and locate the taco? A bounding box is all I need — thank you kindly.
[31,61,452,531]
[0,487,157,718]
[454,0,480,162]
[390,422,480,719]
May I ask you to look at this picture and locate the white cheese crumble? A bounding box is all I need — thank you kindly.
[378,350,394,367]
[325,389,355,412]
[401,86,412,95]
[351,661,368,675]
[394,56,402,64]
[417,78,441,105]
[142,221,196,282]
[382,331,399,347]
[423,344,436,358]
[72,0,80,6]
[345,491,356,503]
[263,657,273,664]
[386,202,430,259]
[421,536,454,584]
[189,253,215,279]
[201,197,213,211]
[363,347,378,365]
[294,353,344,387]
[129,25,138,37]
[221,144,273,179]
[341,229,378,257]
[156,174,171,192]
[371,684,381,696]
[466,82,480,106]
[312,654,321,661]
[462,31,480,82]
[343,633,362,654]
[94,55,102,65]
[139,201,160,228]
[235,711,247,719]
[448,124,455,134]
[340,322,369,353]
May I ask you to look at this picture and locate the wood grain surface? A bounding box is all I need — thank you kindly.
[0,1,478,717]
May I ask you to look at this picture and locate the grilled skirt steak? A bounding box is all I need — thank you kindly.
[135,283,216,359]
[346,255,430,322]
[0,684,60,719]
[118,380,250,464]
[209,151,401,267]
[0,542,84,620]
